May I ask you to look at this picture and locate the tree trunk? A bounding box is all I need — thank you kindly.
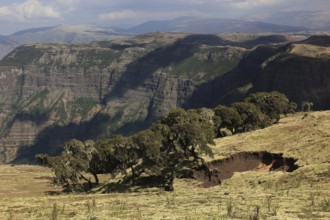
[191,149,212,181]
[130,166,137,183]
[91,172,99,185]
[164,177,174,192]
[163,172,174,192]
[79,172,93,190]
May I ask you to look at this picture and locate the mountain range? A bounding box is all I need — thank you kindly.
[0,24,133,60]
[0,17,311,60]
[249,10,330,31]
[127,17,307,34]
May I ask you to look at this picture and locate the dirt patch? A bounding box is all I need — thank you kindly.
[194,151,298,187]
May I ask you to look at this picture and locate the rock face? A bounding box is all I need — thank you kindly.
[186,35,330,110]
[0,33,329,163]
[253,43,330,110]
[0,33,242,162]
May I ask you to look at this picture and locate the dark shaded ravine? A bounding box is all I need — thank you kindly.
[193,151,298,187]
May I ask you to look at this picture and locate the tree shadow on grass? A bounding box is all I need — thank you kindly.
[98,175,164,193]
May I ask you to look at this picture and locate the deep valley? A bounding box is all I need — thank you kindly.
[0,33,330,163]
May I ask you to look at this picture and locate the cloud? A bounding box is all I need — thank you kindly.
[99,10,137,21]
[229,0,284,9]
[99,9,205,24]
[97,0,288,23]
[0,0,61,22]
[53,0,81,13]
[96,0,330,28]
[56,0,81,5]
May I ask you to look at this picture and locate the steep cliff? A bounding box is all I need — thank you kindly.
[187,36,330,109]
[253,38,330,109]
[0,33,251,163]
[1,33,328,163]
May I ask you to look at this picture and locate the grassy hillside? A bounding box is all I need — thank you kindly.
[0,111,329,219]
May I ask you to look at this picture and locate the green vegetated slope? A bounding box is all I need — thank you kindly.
[0,33,329,163]
[0,111,329,219]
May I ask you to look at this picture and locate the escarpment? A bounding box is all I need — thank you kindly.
[0,34,247,162]
[0,34,330,163]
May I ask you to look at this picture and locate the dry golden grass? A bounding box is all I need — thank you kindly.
[289,44,330,58]
[0,111,329,219]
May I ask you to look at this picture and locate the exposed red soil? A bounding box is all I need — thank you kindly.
[193,151,298,188]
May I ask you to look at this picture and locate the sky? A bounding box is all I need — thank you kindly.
[0,0,329,35]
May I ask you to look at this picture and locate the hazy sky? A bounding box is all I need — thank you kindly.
[0,0,329,35]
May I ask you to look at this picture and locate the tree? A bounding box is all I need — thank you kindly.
[49,139,94,191]
[187,108,215,124]
[35,153,49,166]
[160,108,215,162]
[89,139,121,185]
[49,139,114,191]
[123,107,217,192]
[301,101,314,112]
[171,123,214,160]
[48,154,87,192]
[49,103,290,193]
[170,122,214,181]
[160,108,199,126]
[287,101,298,114]
[213,105,242,135]
[231,102,270,132]
[146,108,216,191]
[111,135,141,181]
[244,91,295,123]
[133,128,175,190]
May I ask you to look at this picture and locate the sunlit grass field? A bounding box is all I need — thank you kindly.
[0,111,329,219]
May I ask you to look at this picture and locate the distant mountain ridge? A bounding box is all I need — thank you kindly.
[0,24,133,60]
[8,24,133,44]
[127,17,308,34]
[252,10,330,31]
[0,17,310,60]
